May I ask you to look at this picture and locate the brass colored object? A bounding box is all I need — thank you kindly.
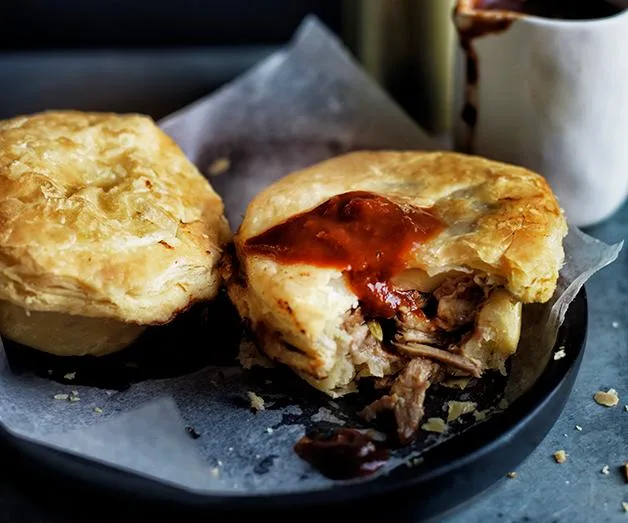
[343,0,457,134]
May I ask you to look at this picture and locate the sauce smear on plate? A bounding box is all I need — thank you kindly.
[294,428,389,480]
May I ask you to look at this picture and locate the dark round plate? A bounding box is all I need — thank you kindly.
[0,288,587,523]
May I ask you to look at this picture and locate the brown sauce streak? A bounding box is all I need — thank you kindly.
[243,191,443,319]
[294,428,388,480]
[454,5,517,153]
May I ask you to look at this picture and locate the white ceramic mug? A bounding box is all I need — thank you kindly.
[453,0,628,227]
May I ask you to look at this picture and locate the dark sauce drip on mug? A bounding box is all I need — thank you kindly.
[294,428,389,480]
[454,0,625,153]
[454,5,517,152]
[243,191,443,319]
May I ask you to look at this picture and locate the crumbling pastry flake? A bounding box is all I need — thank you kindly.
[553,450,568,464]
[447,401,477,422]
[594,388,619,407]
[247,391,265,412]
[207,157,230,176]
[553,348,566,360]
[473,409,489,421]
[441,377,472,390]
[422,417,448,433]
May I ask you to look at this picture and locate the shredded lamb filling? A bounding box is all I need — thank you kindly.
[360,357,441,444]
[352,274,500,442]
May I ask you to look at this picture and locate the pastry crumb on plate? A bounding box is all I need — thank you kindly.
[422,417,447,433]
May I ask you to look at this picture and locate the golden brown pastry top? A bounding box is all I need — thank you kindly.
[0,111,230,324]
[237,151,567,304]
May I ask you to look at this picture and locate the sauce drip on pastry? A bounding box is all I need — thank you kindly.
[243,191,443,318]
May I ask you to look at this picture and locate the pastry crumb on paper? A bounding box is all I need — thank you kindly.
[53,391,80,402]
[207,157,230,176]
[247,391,265,412]
[594,388,619,407]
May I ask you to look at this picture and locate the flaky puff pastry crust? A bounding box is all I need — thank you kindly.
[0,111,230,355]
[225,151,567,393]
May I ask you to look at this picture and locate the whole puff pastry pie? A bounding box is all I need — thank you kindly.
[223,151,567,443]
[0,111,230,356]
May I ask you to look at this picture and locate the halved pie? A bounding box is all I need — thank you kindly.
[223,151,567,441]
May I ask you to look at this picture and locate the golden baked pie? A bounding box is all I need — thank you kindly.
[223,151,567,442]
[0,111,230,356]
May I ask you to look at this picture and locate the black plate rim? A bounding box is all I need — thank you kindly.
[0,287,588,510]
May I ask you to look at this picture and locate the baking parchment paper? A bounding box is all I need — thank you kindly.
[0,17,622,494]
